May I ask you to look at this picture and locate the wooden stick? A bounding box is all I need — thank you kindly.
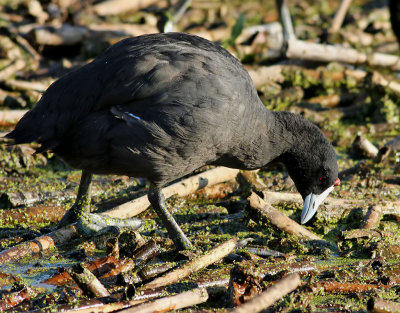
[118,287,208,313]
[142,238,237,289]
[0,110,28,127]
[230,273,301,313]
[0,59,26,81]
[352,134,379,159]
[103,167,239,218]
[30,25,89,46]
[27,298,147,313]
[0,205,66,226]
[0,285,35,311]
[330,0,353,33]
[0,224,79,264]
[247,193,323,241]
[362,205,383,229]
[5,79,50,93]
[286,39,400,71]
[93,0,159,16]
[315,281,390,293]
[368,297,400,313]
[68,263,110,298]
[247,65,285,89]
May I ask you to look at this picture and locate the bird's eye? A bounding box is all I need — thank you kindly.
[319,174,327,182]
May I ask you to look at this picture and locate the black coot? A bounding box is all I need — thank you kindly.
[390,0,400,44]
[6,32,339,250]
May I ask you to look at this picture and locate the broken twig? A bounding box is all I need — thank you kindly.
[247,192,323,242]
[143,238,237,289]
[230,273,301,313]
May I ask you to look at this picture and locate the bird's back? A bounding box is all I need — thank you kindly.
[8,33,268,185]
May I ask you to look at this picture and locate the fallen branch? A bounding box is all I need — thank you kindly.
[68,263,110,298]
[368,297,400,313]
[247,65,285,90]
[314,281,390,293]
[118,287,208,313]
[0,206,66,226]
[341,229,397,240]
[0,110,28,127]
[329,0,353,33]
[5,79,50,93]
[362,205,382,229]
[30,25,89,46]
[27,298,147,313]
[0,59,26,81]
[286,39,400,71]
[0,224,79,264]
[93,0,159,16]
[230,273,301,313]
[0,284,36,311]
[103,167,239,218]
[143,238,237,289]
[247,192,323,242]
[352,134,379,159]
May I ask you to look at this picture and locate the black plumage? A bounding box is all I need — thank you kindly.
[6,32,339,250]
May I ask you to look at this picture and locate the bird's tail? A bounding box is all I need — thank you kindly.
[2,109,59,154]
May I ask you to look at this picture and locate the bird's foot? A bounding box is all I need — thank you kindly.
[76,213,143,238]
[58,203,82,228]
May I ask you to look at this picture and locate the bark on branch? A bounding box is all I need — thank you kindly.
[230,273,301,313]
[247,192,324,242]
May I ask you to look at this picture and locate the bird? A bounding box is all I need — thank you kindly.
[389,0,400,44]
[5,32,339,250]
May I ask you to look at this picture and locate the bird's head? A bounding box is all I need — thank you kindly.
[281,130,340,224]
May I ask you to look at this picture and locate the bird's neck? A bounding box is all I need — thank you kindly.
[261,111,313,167]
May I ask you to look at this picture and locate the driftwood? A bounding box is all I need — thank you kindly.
[0,224,79,264]
[368,297,400,313]
[68,263,110,298]
[352,134,379,159]
[285,39,400,71]
[5,79,50,93]
[27,298,147,313]
[118,287,208,313]
[0,89,26,107]
[30,25,88,46]
[362,205,383,229]
[103,167,239,218]
[127,239,160,267]
[0,206,66,226]
[93,0,160,16]
[247,65,285,90]
[44,255,134,285]
[0,284,36,311]
[143,238,237,289]
[0,110,28,126]
[329,0,353,33]
[230,273,301,313]
[314,281,390,293]
[247,192,324,242]
[341,229,393,240]
[88,23,158,37]
[0,59,26,81]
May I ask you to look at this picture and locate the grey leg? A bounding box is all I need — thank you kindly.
[148,185,193,250]
[58,170,93,227]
